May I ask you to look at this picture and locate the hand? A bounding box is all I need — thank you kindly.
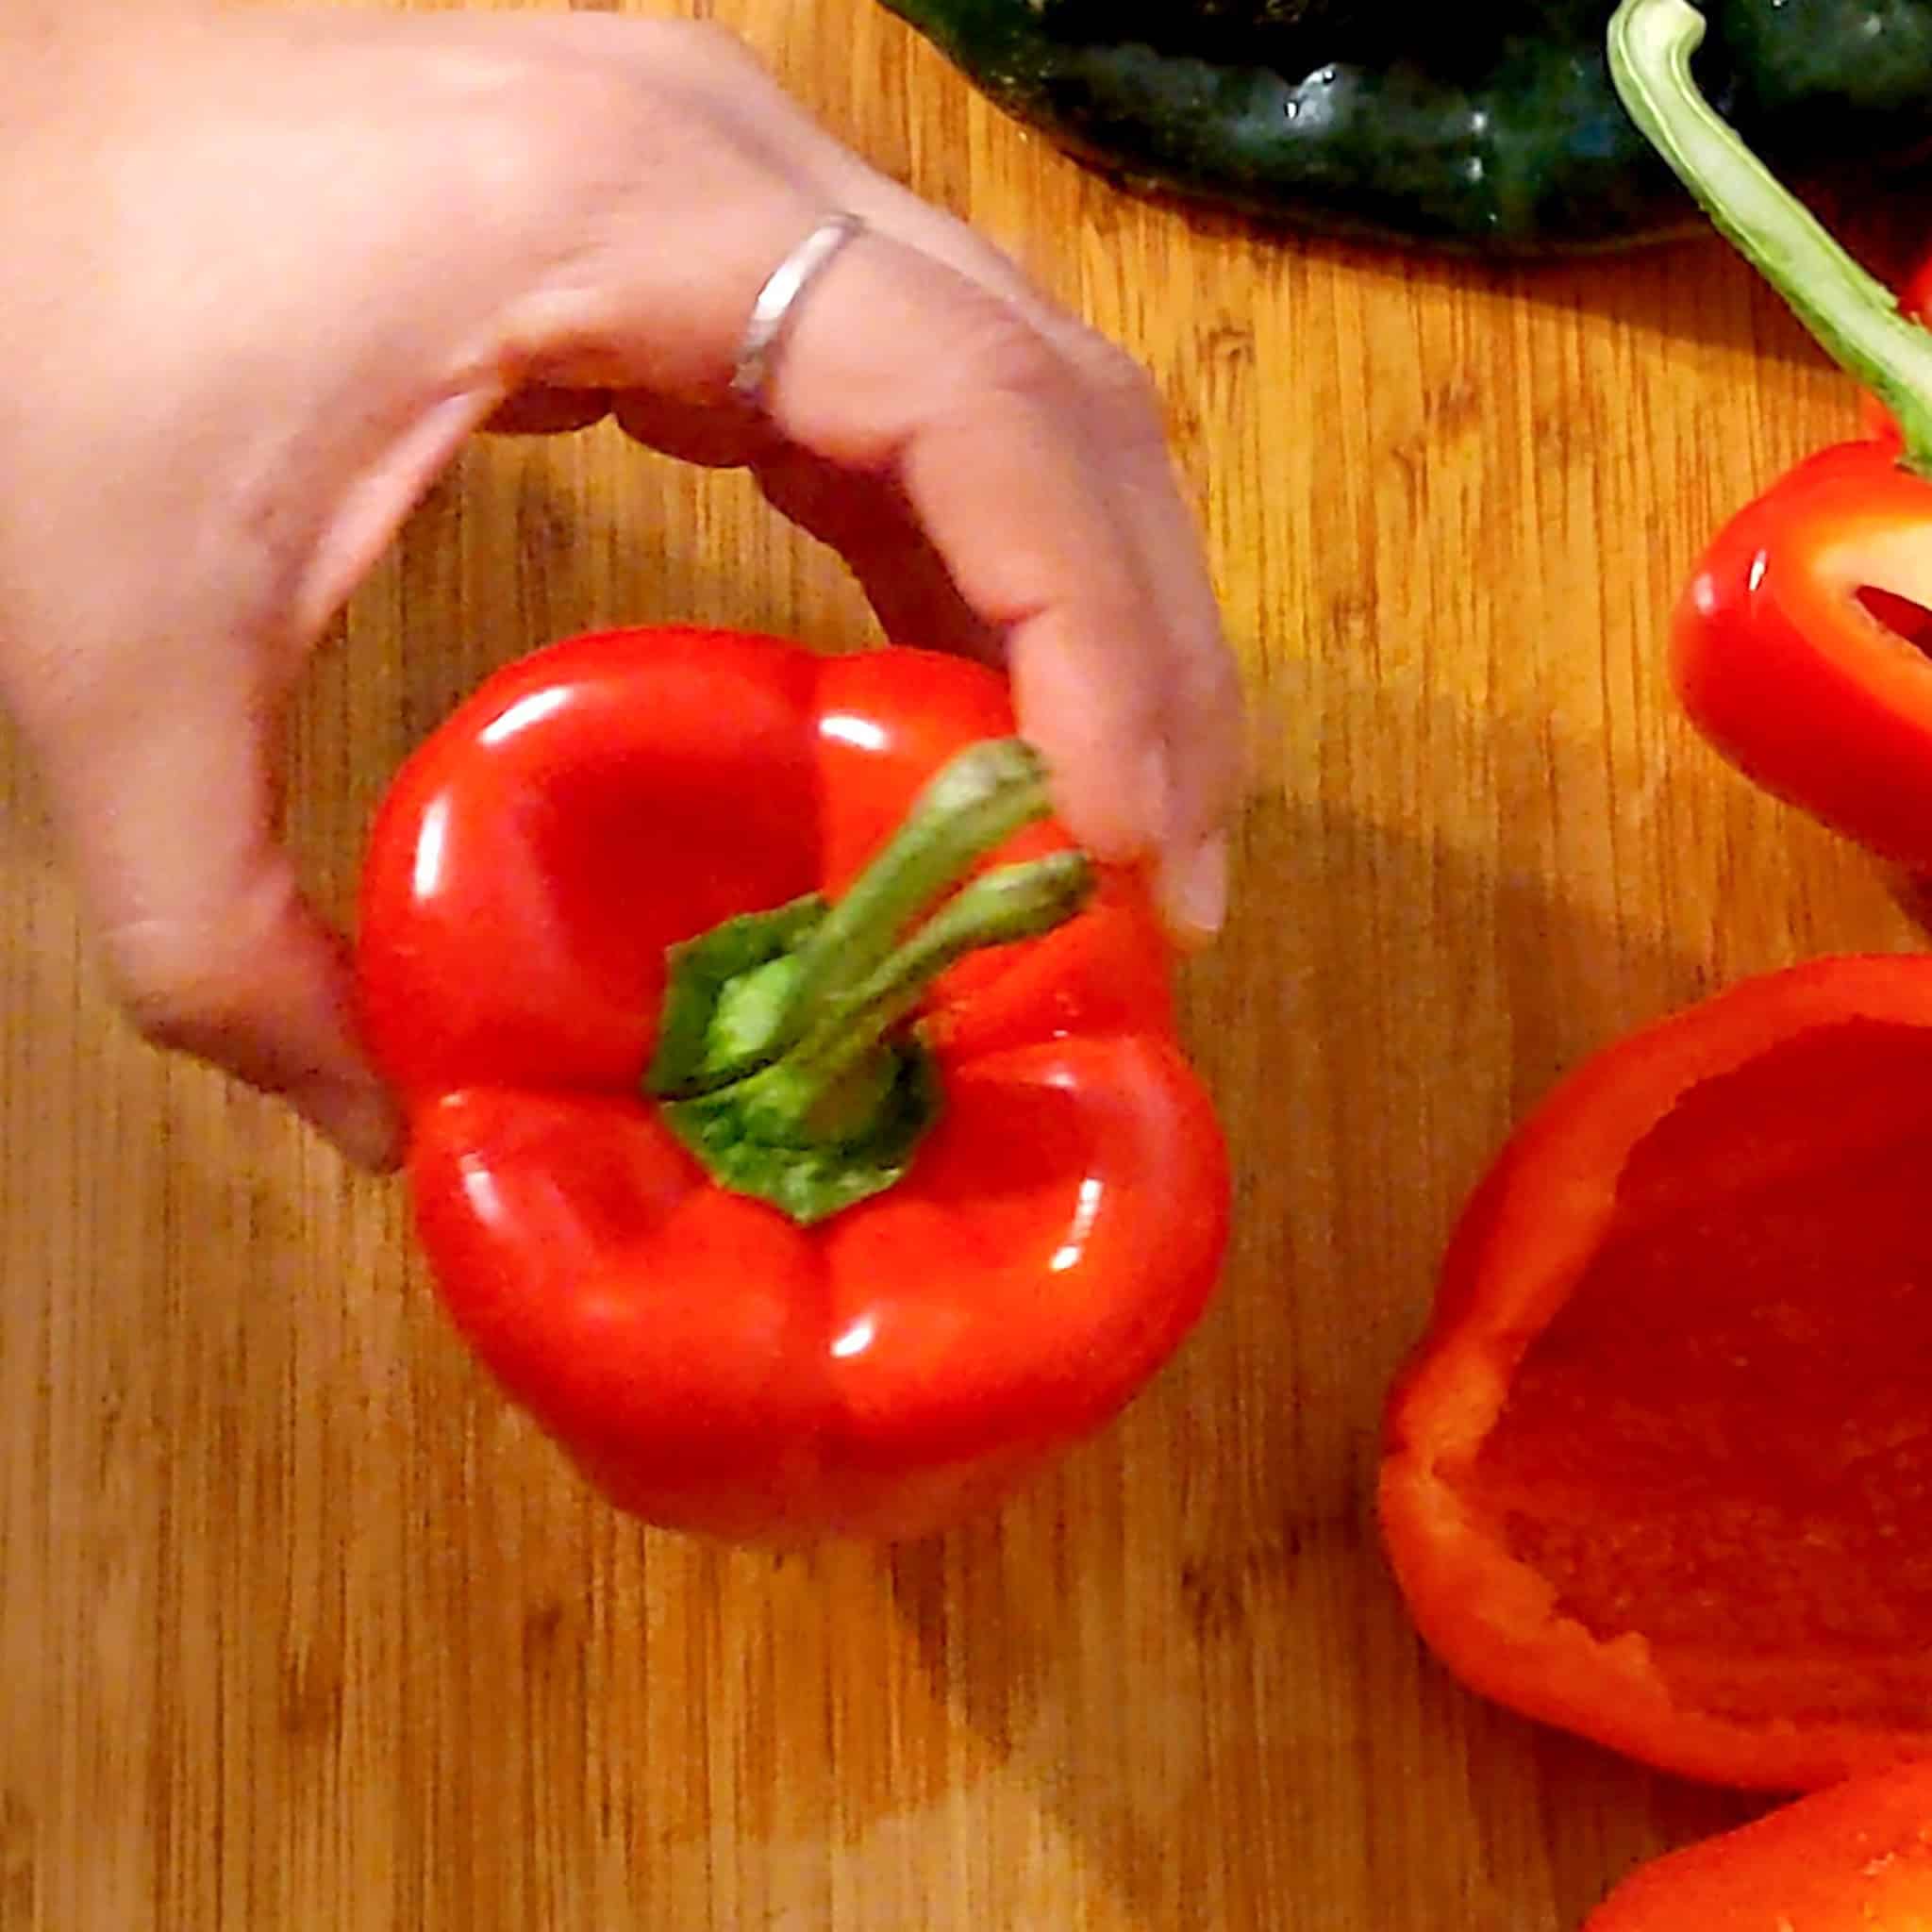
[0,3,1241,1168]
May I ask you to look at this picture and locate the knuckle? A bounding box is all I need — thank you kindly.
[956,307,1078,413]
[109,935,249,1058]
[505,60,658,169]
[1084,334,1160,408]
[1078,338,1172,442]
[113,954,248,1061]
[533,18,770,145]
[432,30,702,201]
[645,16,763,80]
[102,875,307,1070]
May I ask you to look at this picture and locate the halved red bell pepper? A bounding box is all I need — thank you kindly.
[1608,0,1932,873]
[1378,955,1932,1790]
[1860,254,1932,450]
[1582,1759,1932,1928]
[355,625,1229,1541]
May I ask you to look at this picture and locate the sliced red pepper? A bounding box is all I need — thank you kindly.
[355,625,1228,1541]
[1608,0,1932,873]
[1862,256,1932,448]
[1673,445,1932,870]
[1582,1760,1932,1928]
[1378,955,1932,1791]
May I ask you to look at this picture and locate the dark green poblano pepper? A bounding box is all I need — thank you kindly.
[879,0,1932,253]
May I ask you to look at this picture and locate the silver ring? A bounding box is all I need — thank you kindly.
[730,211,867,409]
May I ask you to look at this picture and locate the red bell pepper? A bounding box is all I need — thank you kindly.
[1378,954,1932,1790]
[1861,254,1932,450]
[355,625,1228,1541]
[1581,1760,1932,1928]
[1608,0,1932,873]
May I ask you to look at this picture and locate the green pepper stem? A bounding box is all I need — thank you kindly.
[745,849,1091,1138]
[646,735,1099,1224]
[774,737,1057,1043]
[1607,0,1932,476]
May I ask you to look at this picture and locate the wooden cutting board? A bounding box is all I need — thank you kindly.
[2,3,1923,1926]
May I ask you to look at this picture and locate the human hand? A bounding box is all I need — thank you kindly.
[0,2,1241,1168]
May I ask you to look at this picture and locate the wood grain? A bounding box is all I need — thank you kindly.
[2,5,1924,1928]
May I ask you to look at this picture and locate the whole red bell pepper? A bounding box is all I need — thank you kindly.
[1609,0,1932,873]
[355,625,1229,1541]
[1581,1759,1932,1928]
[1378,954,1932,1790]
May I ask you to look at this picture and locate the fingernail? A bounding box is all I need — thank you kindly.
[291,1076,404,1173]
[1163,832,1228,949]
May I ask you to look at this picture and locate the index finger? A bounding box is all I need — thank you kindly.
[492,28,1241,936]
[767,224,1240,940]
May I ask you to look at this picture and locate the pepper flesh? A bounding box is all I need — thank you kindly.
[1582,1760,1932,1928]
[1378,956,1932,1790]
[355,625,1229,1541]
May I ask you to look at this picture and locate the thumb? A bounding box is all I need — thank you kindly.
[28,687,399,1169]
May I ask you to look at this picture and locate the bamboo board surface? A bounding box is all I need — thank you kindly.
[3,3,1925,1927]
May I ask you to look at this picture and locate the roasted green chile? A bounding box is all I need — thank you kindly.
[880,0,1932,253]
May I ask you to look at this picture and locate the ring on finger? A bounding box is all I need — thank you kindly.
[730,210,869,411]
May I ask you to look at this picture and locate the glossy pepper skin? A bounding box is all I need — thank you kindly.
[1378,956,1932,1790]
[1672,445,1932,871]
[355,625,1229,1542]
[1582,1760,1932,1928]
[1607,0,1932,872]
[881,0,1932,255]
